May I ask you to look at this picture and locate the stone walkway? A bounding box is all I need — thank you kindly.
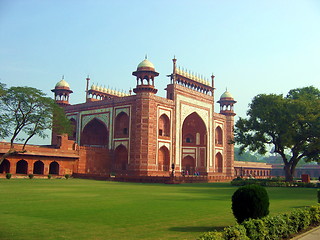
[291,225,320,240]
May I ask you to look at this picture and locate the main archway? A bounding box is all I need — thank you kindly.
[81,118,109,147]
[181,112,207,171]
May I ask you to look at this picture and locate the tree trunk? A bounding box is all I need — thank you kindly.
[283,163,294,182]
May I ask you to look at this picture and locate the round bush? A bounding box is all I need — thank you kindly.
[232,184,269,223]
[6,173,12,179]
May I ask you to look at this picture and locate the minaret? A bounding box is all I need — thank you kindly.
[51,76,73,106]
[217,89,237,177]
[51,77,73,145]
[132,57,159,94]
[130,57,159,175]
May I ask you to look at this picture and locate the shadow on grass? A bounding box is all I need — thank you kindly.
[169,226,226,233]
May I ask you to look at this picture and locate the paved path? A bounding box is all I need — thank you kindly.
[291,225,320,240]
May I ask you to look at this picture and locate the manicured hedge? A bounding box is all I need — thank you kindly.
[231,177,319,188]
[197,204,320,240]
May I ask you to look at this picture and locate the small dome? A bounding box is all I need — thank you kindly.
[137,59,155,70]
[220,90,234,99]
[55,79,70,88]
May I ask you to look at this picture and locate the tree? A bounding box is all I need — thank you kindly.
[0,84,72,164]
[234,86,320,182]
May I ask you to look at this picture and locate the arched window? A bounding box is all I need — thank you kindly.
[68,118,77,141]
[158,114,170,137]
[81,118,109,147]
[114,112,129,138]
[33,160,44,174]
[16,160,28,174]
[0,159,10,173]
[49,162,59,175]
[215,126,223,145]
[158,146,170,171]
[216,153,223,173]
[114,145,128,171]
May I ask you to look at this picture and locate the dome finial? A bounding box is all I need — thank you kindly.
[145,54,148,59]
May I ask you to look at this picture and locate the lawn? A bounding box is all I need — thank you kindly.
[0,179,317,240]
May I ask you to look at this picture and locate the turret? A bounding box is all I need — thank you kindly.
[217,89,236,116]
[132,57,159,94]
[51,77,73,106]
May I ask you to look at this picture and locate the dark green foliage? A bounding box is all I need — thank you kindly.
[28,174,34,179]
[197,231,224,240]
[309,204,320,224]
[6,173,11,179]
[242,218,268,240]
[232,185,269,223]
[65,174,70,179]
[231,178,317,188]
[234,86,320,182]
[47,174,52,179]
[199,205,320,240]
[223,224,249,240]
[318,189,320,203]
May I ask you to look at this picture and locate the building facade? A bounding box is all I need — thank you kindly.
[51,57,237,178]
[0,57,246,180]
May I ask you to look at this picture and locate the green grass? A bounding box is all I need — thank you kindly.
[0,179,318,240]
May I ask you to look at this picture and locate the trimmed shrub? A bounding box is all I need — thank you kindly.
[6,173,12,179]
[197,231,224,240]
[232,184,269,223]
[28,174,34,179]
[47,174,52,179]
[309,204,320,225]
[198,205,320,240]
[242,218,268,240]
[224,224,249,240]
[65,174,70,179]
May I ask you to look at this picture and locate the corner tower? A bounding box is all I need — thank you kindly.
[217,89,236,177]
[130,58,159,175]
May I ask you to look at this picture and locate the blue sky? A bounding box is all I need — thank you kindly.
[0,0,319,144]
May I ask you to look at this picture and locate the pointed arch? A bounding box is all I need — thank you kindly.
[158,114,170,137]
[114,112,129,138]
[114,144,128,171]
[16,160,28,174]
[182,112,207,146]
[0,159,10,173]
[215,126,223,145]
[158,146,170,171]
[33,160,44,174]
[49,161,59,175]
[216,152,223,173]
[80,118,109,147]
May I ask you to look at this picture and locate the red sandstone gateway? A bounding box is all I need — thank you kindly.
[0,57,273,181]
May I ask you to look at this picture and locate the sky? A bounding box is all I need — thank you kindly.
[0,0,319,144]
